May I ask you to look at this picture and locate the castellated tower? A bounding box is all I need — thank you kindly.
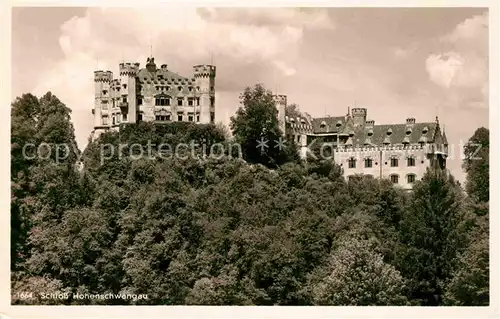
[273,94,287,134]
[193,65,216,124]
[92,70,113,139]
[91,57,217,141]
[351,107,367,129]
[119,62,140,123]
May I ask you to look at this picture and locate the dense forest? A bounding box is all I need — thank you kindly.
[11,85,489,305]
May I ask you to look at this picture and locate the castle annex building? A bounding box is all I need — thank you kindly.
[92,57,216,138]
[274,96,448,189]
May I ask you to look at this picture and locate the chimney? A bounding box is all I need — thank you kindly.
[406,117,416,124]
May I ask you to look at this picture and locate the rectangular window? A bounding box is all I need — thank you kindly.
[178,98,183,106]
[407,157,416,167]
[364,158,373,168]
[407,174,416,183]
[348,158,356,169]
[390,158,399,167]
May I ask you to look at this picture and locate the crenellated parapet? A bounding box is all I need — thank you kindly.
[335,144,427,153]
[119,62,140,76]
[273,94,287,105]
[193,64,216,78]
[351,107,367,117]
[94,70,113,82]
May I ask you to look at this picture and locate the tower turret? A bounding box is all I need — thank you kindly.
[273,94,287,134]
[93,70,113,139]
[193,64,216,124]
[119,62,140,123]
[351,107,367,128]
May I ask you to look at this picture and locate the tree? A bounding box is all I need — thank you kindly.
[306,237,407,305]
[230,84,298,168]
[11,92,80,272]
[463,127,489,203]
[444,214,489,305]
[285,103,302,119]
[397,168,468,305]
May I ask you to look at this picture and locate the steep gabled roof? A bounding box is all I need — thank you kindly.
[350,122,437,146]
[311,116,347,133]
[137,67,191,83]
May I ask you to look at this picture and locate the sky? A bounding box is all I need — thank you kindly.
[11,7,489,182]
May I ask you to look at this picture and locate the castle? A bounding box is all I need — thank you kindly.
[91,56,448,189]
[273,95,448,189]
[92,56,216,139]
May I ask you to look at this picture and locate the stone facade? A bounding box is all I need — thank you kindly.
[274,97,448,189]
[92,56,216,139]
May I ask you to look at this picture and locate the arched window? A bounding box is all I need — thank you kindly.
[407,174,416,184]
[390,174,399,184]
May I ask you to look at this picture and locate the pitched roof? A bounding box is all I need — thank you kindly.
[136,67,192,83]
[311,116,347,133]
[350,122,437,146]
